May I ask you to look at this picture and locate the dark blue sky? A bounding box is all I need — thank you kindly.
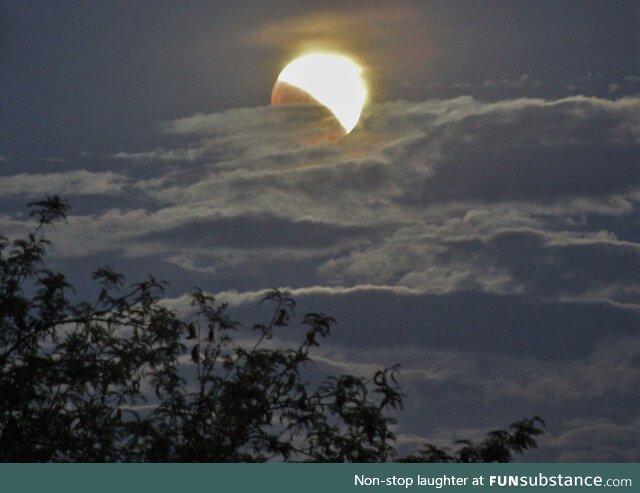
[1,1,639,461]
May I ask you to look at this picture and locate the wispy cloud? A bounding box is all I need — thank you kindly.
[0,170,128,197]
[3,96,637,308]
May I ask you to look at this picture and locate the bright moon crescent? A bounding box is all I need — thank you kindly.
[271,53,367,134]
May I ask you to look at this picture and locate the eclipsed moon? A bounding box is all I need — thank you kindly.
[271,53,367,135]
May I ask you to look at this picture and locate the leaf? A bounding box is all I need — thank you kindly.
[274,309,288,327]
[191,343,200,363]
[186,322,197,340]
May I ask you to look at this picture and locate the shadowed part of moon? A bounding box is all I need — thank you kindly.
[271,80,347,142]
[271,80,322,106]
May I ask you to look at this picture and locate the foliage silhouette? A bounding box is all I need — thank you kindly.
[0,196,544,462]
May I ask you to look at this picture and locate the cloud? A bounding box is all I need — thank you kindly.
[303,332,640,461]
[404,97,638,203]
[550,417,640,462]
[113,147,210,163]
[3,95,637,308]
[3,94,639,461]
[453,74,542,91]
[135,214,382,249]
[0,170,127,197]
[161,285,639,366]
[142,96,639,216]
[161,283,422,312]
[318,220,640,304]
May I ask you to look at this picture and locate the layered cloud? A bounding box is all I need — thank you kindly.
[18,95,634,301]
[2,94,638,460]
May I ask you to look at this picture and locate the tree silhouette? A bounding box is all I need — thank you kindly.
[0,196,544,462]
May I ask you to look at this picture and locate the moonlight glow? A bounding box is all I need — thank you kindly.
[273,53,367,134]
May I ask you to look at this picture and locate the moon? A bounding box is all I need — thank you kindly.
[271,53,367,135]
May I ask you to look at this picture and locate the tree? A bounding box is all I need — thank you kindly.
[397,416,545,463]
[0,196,544,462]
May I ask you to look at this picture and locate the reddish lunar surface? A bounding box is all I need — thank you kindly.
[271,80,347,143]
[271,80,320,106]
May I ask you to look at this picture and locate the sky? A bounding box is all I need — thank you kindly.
[1,0,639,461]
